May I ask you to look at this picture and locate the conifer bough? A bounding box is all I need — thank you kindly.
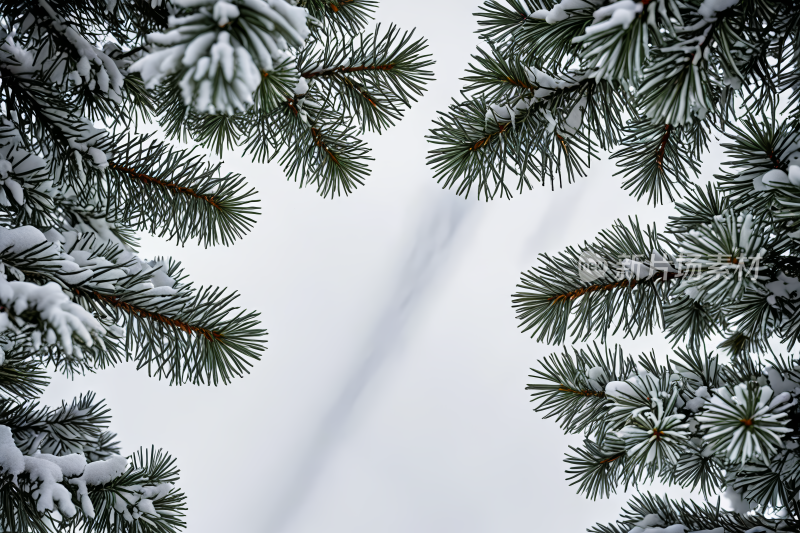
[0,0,431,531]
[433,0,800,531]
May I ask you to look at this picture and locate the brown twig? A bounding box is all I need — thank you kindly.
[548,271,681,304]
[558,387,606,398]
[471,122,510,151]
[599,453,624,464]
[302,64,395,79]
[656,124,671,172]
[73,288,223,342]
[310,128,339,164]
[108,161,220,210]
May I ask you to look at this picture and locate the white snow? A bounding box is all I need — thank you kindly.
[531,0,596,24]
[0,425,25,478]
[213,1,241,26]
[605,380,637,399]
[757,168,789,189]
[697,0,739,21]
[586,365,606,382]
[24,455,77,516]
[788,164,800,186]
[628,525,688,533]
[132,0,310,114]
[585,1,643,35]
[721,485,756,514]
[737,212,753,250]
[634,514,664,528]
[69,454,128,518]
[37,453,87,477]
[684,395,706,412]
[765,272,800,304]
[766,366,800,395]
[2,424,130,521]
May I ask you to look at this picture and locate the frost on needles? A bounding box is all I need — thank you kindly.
[432,0,800,531]
[0,1,432,532]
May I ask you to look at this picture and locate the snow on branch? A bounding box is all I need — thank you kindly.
[131,0,311,114]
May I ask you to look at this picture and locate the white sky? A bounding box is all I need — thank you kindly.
[43,1,724,531]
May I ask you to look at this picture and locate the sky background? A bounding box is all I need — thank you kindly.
[43,1,725,531]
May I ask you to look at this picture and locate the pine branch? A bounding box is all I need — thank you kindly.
[101,133,260,247]
[78,447,187,533]
[299,24,434,133]
[2,392,111,456]
[0,347,50,400]
[612,119,707,205]
[0,476,51,533]
[427,76,623,199]
[247,99,373,197]
[589,493,791,533]
[731,455,793,510]
[475,0,590,68]
[716,116,800,219]
[0,233,266,386]
[71,280,266,386]
[527,344,634,434]
[513,218,678,344]
[303,0,377,35]
[565,439,627,500]
[666,184,731,235]
[672,440,725,497]
[189,114,244,158]
[663,296,723,349]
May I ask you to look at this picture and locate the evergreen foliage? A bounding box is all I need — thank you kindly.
[0,0,431,531]
[431,0,800,530]
[133,0,434,197]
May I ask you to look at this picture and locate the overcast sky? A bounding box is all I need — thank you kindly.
[42,2,723,532]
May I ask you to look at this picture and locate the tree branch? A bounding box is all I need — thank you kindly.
[656,124,671,172]
[72,288,223,342]
[302,63,395,79]
[107,161,221,210]
[548,271,681,304]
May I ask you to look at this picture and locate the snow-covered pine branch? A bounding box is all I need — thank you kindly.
[529,346,800,513]
[430,0,794,204]
[131,0,310,115]
[142,0,433,196]
[467,0,800,529]
[0,2,281,531]
[1,424,185,530]
[0,0,429,528]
